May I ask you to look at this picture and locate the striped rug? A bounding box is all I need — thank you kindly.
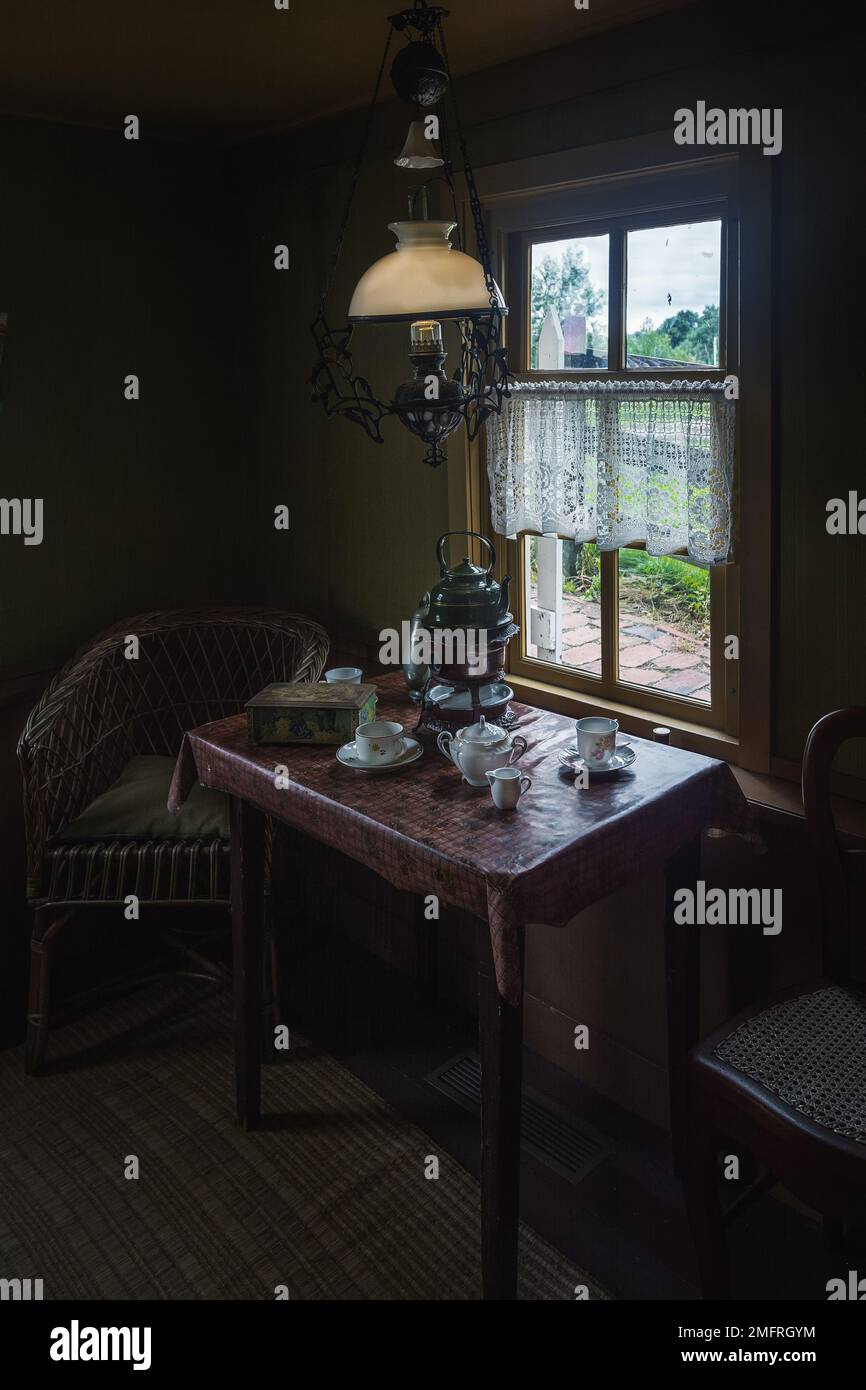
[0,979,607,1300]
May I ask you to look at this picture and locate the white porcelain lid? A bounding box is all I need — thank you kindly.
[458,715,509,746]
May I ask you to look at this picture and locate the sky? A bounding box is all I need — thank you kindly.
[532,220,722,338]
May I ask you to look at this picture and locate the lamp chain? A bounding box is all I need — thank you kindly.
[437,102,463,250]
[318,25,395,317]
[435,17,498,308]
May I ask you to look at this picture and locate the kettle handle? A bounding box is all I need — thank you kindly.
[436,531,495,578]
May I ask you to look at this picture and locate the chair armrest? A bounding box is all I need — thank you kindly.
[17,643,136,896]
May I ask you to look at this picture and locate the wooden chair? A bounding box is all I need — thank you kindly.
[18,606,329,1073]
[685,707,866,1297]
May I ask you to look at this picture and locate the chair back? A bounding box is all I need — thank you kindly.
[802,707,866,981]
[18,607,329,885]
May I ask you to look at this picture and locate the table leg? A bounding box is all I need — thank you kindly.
[477,918,525,1301]
[415,910,438,1004]
[230,796,266,1130]
[261,893,281,1063]
[664,834,702,1178]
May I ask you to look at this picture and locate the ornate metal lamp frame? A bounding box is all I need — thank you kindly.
[310,1,511,467]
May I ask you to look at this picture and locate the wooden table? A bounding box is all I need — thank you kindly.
[169,674,746,1299]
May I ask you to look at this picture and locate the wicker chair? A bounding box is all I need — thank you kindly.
[18,606,329,1073]
[685,707,866,1297]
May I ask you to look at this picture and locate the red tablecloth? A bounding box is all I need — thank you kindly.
[169,674,747,1004]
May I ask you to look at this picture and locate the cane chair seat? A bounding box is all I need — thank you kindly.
[685,706,866,1298]
[57,755,229,842]
[46,754,231,902]
[711,985,866,1146]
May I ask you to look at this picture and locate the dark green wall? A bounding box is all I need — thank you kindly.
[228,139,451,646]
[0,116,248,681]
[0,115,255,1033]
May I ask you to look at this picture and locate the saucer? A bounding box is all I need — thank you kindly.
[337,736,423,773]
[558,743,637,778]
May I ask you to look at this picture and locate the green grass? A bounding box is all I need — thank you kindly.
[618,549,709,625]
[530,538,709,632]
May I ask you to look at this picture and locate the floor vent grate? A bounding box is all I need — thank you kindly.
[426,1051,612,1185]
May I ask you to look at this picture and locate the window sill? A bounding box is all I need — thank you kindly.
[507,672,738,763]
[510,673,866,839]
[734,767,866,841]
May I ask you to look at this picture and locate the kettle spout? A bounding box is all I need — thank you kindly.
[499,574,512,617]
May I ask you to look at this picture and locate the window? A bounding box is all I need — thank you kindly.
[489,171,739,734]
[528,217,723,374]
[530,233,609,369]
[460,141,771,766]
[618,549,711,703]
[525,540,712,705]
[625,220,722,368]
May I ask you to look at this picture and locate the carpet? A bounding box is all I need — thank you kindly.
[0,978,608,1300]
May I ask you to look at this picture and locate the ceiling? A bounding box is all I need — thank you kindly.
[0,0,694,141]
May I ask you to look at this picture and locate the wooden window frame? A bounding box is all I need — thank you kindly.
[452,134,772,771]
[507,200,730,732]
[509,204,730,378]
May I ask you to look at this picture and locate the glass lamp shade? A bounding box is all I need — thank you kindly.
[394,119,444,169]
[348,220,506,323]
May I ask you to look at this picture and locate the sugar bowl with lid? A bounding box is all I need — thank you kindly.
[437,715,527,788]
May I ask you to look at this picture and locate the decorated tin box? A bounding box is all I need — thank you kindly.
[245,681,378,745]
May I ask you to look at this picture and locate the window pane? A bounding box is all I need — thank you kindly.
[626,221,721,368]
[530,235,609,370]
[524,538,601,675]
[618,550,710,703]
[561,541,602,672]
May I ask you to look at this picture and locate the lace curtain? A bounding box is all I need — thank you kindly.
[486,379,736,565]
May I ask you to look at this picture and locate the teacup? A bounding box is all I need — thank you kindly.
[355,719,404,765]
[486,766,531,810]
[326,667,363,683]
[575,716,619,767]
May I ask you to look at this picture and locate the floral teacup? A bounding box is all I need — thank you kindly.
[575,717,619,767]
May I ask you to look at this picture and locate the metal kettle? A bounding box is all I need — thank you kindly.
[425,531,512,630]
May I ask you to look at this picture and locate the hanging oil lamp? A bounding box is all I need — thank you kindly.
[310,1,510,468]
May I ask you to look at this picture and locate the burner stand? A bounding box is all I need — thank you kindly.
[414,675,517,736]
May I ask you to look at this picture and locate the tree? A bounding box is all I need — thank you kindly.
[628,305,719,364]
[627,317,675,358]
[530,246,605,360]
[672,304,718,363]
[658,309,698,348]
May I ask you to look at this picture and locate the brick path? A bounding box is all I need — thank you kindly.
[530,592,711,702]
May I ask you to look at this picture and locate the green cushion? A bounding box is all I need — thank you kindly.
[56,755,229,842]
